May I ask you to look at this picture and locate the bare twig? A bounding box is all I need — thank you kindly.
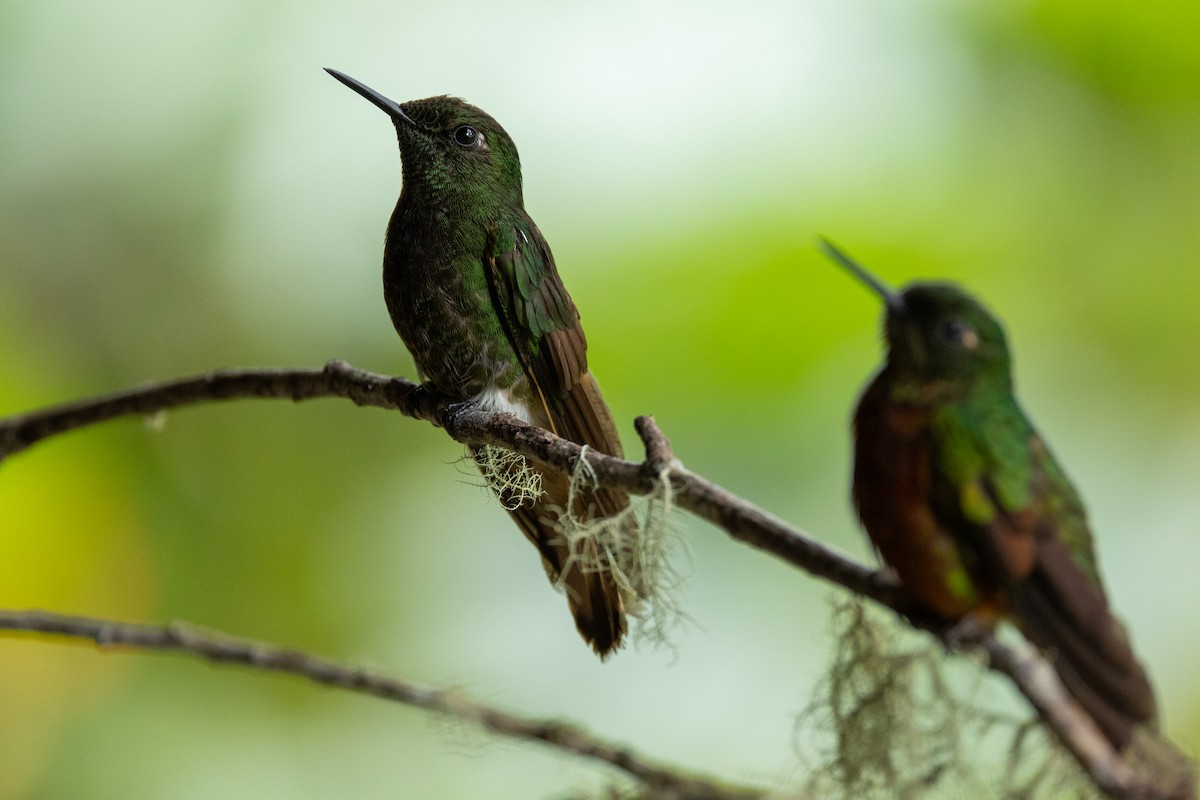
[0,609,763,800]
[0,361,901,609]
[0,361,428,462]
[978,637,1141,798]
[0,362,1182,799]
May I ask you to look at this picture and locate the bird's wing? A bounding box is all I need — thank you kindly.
[930,398,1042,584]
[483,213,624,460]
[931,399,1156,747]
[1013,433,1157,746]
[482,212,633,657]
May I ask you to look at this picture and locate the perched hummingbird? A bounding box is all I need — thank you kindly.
[822,239,1157,750]
[327,68,635,657]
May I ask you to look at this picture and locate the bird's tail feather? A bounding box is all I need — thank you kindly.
[1014,537,1157,750]
[471,445,627,657]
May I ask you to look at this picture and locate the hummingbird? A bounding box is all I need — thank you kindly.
[327,68,635,657]
[821,239,1157,750]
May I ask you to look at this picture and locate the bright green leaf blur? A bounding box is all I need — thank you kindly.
[2,1,1199,797]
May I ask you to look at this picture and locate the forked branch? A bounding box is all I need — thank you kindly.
[0,360,1181,799]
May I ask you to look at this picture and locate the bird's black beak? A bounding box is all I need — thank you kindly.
[818,237,905,315]
[325,68,417,126]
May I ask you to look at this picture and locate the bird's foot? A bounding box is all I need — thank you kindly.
[440,399,488,434]
[443,399,475,423]
[402,383,439,420]
[941,612,994,649]
[404,384,470,429]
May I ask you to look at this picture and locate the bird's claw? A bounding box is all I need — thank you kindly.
[442,399,475,427]
[942,613,992,649]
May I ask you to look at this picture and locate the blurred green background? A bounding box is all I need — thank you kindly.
[2,0,1199,796]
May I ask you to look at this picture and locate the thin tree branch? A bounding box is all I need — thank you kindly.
[0,609,763,800]
[0,362,1185,799]
[979,636,1139,794]
[0,361,428,462]
[0,360,902,612]
[0,361,908,614]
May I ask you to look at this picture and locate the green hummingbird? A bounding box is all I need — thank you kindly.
[822,239,1157,750]
[327,68,634,657]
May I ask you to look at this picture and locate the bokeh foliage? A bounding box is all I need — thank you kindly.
[2,1,1198,797]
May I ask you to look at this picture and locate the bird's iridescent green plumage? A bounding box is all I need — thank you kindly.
[825,241,1156,750]
[328,70,632,656]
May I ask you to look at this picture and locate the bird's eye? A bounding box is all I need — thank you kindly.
[942,318,980,349]
[452,125,482,148]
